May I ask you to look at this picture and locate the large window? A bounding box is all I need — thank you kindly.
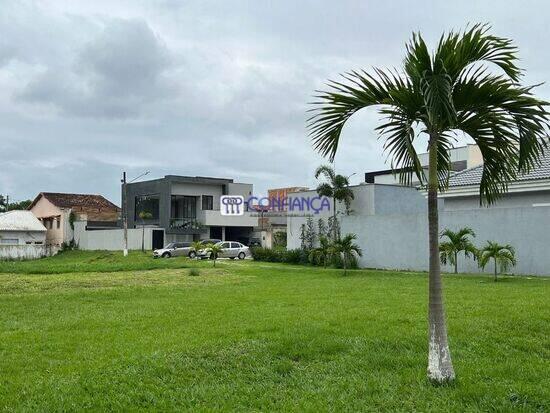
[171,196,197,219]
[202,195,213,210]
[135,195,160,221]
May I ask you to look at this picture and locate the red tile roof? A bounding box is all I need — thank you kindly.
[29,192,120,211]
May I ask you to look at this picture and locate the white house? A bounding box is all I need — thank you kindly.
[0,210,47,260]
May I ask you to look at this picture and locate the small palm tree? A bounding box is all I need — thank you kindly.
[190,240,204,259]
[309,236,332,268]
[315,164,354,240]
[439,227,478,274]
[206,243,224,267]
[330,233,362,276]
[138,211,153,252]
[308,24,549,382]
[479,241,517,281]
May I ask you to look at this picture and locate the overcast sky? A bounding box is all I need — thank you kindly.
[1,0,549,204]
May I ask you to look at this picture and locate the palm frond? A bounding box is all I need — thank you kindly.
[435,23,521,82]
[308,69,412,161]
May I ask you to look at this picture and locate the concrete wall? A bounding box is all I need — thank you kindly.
[227,183,253,200]
[74,221,155,250]
[0,230,46,245]
[288,184,550,275]
[0,244,55,260]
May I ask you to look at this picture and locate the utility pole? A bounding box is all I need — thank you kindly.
[121,170,150,257]
[122,172,128,257]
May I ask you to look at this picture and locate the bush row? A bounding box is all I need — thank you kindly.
[250,247,358,269]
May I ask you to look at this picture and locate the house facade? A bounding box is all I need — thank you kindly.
[28,192,120,246]
[124,175,258,247]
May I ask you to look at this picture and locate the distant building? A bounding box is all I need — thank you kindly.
[364,144,483,185]
[267,187,309,211]
[0,210,46,246]
[0,210,47,260]
[123,175,257,248]
[28,192,120,246]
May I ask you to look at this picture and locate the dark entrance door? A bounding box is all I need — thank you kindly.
[152,230,164,249]
[210,226,223,240]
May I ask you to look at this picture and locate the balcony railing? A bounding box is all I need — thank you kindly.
[169,218,205,230]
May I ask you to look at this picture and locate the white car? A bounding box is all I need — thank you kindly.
[198,241,250,260]
[153,242,194,259]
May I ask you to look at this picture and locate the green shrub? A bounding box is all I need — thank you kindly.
[330,252,358,269]
[251,247,283,262]
[188,268,201,277]
[251,247,311,265]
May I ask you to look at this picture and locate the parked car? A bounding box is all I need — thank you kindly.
[153,239,222,259]
[153,242,193,258]
[197,241,250,260]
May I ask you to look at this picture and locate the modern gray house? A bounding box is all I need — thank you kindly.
[123,175,258,248]
[288,148,550,276]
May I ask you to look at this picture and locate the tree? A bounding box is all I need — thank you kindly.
[305,216,316,249]
[0,195,7,213]
[299,224,307,250]
[0,198,32,211]
[309,236,332,268]
[138,211,153,252]
[191,240,205,259]
[439,227,478,274]
[307,24,549,382]
[318,218,327,240]
[327,215,340,242]
[329,233,362,276]
[315,164,354,240]
[479,241,517,281]
[206,243,224,267]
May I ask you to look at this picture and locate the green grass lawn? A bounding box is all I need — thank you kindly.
[0,251,548,411]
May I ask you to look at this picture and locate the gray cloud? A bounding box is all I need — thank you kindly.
[17,18,176,118]
[1,0,550,203]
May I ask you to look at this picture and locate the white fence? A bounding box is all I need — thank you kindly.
[73,221,157,251]
[0,244,58,260]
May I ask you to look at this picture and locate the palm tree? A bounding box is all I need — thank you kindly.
[439,227,478,274]
[330,233,362,276]
[315,164,354,240]
[138,211,153,253]
[479,241,517,281]
[206,243,224,267]
[309,236,332,268]
[307,24,549,382]
[190,240,204,259]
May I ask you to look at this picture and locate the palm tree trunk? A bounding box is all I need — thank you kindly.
[454,251,458,274]
[342,253,346,276]
[494,259,497,282]
[427,136,455,383]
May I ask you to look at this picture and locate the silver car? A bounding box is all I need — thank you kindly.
[153,242,194,258]
[198,241,250,260]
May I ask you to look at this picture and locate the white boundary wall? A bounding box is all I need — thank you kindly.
[74,221,156,251]
[287,184,550,276]
[0,244,58,260]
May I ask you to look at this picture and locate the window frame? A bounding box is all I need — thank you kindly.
[201,195,214,211]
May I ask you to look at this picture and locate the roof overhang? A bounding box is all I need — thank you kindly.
[427,178,550,198]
